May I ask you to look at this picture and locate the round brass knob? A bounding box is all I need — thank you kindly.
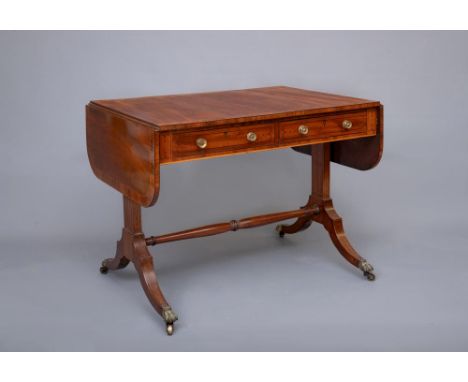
[342,120,353,130]
[298,125,309,135]
[246,132,257,142]
[196,137,208,149]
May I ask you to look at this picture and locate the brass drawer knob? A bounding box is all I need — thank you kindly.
[246,132,257,142]
[342,120,353,130]
[298,125,309,135]
[196,137,208,149]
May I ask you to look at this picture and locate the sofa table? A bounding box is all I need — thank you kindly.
[86,86,384,335]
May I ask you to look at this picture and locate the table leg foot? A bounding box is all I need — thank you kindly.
[132,237,178,334]
[162,306,178,336]
[276,217,312,238]
[100,234,130,274]
[359,260,376,281]
[315,199,376,281]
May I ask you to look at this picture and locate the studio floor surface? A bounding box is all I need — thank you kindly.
[1,218,467,351]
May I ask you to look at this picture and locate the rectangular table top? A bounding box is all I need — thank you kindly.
[91,86,379,131]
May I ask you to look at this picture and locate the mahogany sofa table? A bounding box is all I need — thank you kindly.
[86,86,384,335]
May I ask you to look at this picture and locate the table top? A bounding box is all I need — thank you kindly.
[91,86,380,131]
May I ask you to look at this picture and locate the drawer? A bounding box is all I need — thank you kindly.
[171,123,275,159]
[279,111,368,145]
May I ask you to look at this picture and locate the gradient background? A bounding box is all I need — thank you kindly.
[1,31,467,351]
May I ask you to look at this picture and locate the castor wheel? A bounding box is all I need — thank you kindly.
[99,266,108,274]
[275,224,285,238]
[166,324,174,336]
[364,271,376,281]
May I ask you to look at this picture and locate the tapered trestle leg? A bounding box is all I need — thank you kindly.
[285,143,375,280]
[132,235,178,335]
[100,196,178,335]
[313,199,375,281]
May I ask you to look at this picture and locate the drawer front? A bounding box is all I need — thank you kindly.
[172,123,275,159]
[279,111,368,145]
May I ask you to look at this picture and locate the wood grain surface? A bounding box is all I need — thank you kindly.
[86,104,160,207]
[86,86,383,207]
[91,86,380,131]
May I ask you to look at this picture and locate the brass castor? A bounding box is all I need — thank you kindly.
[359,260,375,281]
[99,266,108,274]
[162,306,178,336]
[276,224,285,238]
[166,324,174,336]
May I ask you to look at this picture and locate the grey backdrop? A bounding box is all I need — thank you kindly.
[1,31,468,351]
